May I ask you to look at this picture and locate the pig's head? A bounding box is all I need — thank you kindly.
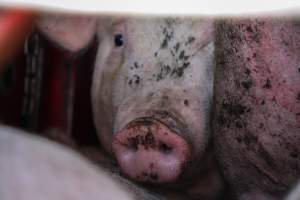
[37,15,215,187]
[94,17,215,186]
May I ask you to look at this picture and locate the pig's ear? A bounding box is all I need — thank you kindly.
[36,14,97,52]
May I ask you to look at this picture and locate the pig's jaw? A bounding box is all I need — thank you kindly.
[112,118,191,184]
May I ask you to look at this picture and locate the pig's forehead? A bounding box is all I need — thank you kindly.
[124,17,212,44]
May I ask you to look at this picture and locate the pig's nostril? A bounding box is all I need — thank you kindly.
[127,138,139,151]
[159,142,173,154]
[129,144,138,151]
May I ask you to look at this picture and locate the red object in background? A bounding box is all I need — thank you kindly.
[0,30,98,145]
[0,9,35,70]
[38,39,75,134]
[0,9,35,126]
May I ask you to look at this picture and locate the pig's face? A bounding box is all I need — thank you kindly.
[92,17,215,184]
[36,15,217,188]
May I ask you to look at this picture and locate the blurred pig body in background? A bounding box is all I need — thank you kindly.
[37,14,223,199]
[214,18,300,200]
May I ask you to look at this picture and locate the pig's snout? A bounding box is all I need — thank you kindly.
[112,119,191,184]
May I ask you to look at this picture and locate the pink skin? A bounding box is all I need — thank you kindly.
[241,21,300,123]
[214,19,300,199]
[112,119,191,183]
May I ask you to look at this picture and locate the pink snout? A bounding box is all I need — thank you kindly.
[112,119,191,183]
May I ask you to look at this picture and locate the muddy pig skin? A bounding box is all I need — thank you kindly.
[214,18,300,200]
[0,125,166,200]
[37,14,223,199]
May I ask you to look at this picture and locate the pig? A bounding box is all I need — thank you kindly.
[214,18,300,199]
[36,13,223,199]
[0,125,164,200]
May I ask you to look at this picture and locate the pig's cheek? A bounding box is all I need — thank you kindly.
[93,36,126,153]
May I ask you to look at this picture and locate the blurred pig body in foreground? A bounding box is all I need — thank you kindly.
[214,18,300,199]
[0,126,162,200]
[286,182,300,200]
[37,14,222,199]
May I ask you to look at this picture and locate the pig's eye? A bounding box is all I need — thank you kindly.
[114,33,124,47]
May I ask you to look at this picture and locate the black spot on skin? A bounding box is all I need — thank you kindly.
[259,123,264,129]
[245,24,262,43]
[241,80,253,90]
[245,68,251,75]
[236,137,242,143]
[246,26,253,33]
[134,62,139,69]
[171,62,190,78]
[126,128,156,151]
[252,53,257,58]
[170,50,176,57]
[179,51,185,60]
[282,40,289,46]
[150,163,154,168]
[128,75,141,86]
[156,65,171,81]
[298,68,300,73]
[186,36,195,44]
[174,43,180,52]
[143,131,155,148]
[222,101,248,117]
[162,27,167,34]
[263,79,272,89]
[135,78,140,84]
[179,51,189,61]
[160,25,174,49]
[272,97,276,102]
[154,52,158,57]
[297,93,300,101]
[184,99,189,106]
[261,100,265,105]
[150,173,158,181]
[161,39,168,49]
